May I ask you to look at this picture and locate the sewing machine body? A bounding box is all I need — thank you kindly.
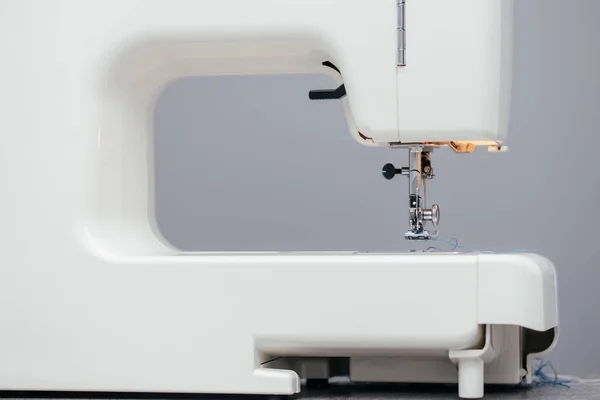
[0,1,557,398]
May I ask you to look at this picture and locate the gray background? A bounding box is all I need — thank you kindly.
[154,0,600,378]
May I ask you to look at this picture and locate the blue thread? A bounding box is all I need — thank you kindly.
[530,358,571,388]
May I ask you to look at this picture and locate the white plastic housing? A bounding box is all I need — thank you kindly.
[0,1,549,399]
[0,0,514,148]
[396,0,514,144]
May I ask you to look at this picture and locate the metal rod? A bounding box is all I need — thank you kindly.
[408,147,422,230]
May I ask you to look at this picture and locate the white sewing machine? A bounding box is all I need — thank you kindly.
[0,0,558,399]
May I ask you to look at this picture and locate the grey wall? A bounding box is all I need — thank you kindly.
[154,0,600,377]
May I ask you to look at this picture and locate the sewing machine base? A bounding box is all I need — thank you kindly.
[0,253,557,399]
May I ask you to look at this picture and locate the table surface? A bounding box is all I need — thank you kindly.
[1,383,598,400]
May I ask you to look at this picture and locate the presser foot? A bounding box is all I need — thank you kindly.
[404,230,438,241]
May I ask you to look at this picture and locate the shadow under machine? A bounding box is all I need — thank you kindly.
[0,0,557,399]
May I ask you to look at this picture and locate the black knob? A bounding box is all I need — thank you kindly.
[382,163,402,180]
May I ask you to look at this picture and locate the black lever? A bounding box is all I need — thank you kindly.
[382,163,407,180]
[309,61,346,100]
[309,84,346,100]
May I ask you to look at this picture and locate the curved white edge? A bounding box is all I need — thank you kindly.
[477,253,558,332]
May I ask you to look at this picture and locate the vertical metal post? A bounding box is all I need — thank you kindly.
[397,0,406,66]
[408,147,422,230]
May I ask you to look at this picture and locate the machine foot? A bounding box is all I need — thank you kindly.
[449,325,496,399]
[458,358,484,399]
